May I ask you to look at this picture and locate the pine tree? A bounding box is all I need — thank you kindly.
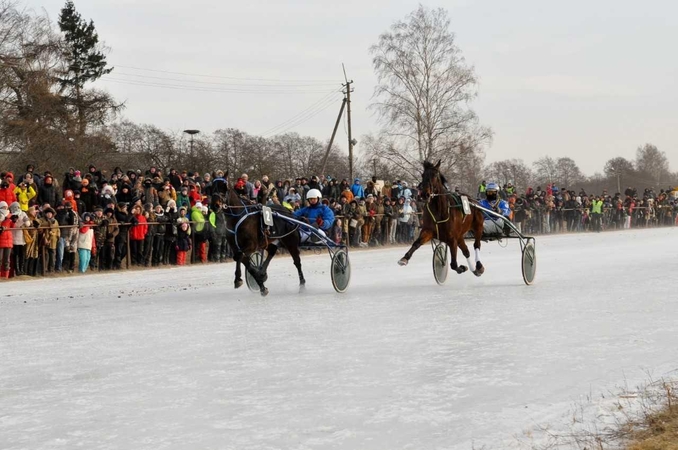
[58,0,114,135]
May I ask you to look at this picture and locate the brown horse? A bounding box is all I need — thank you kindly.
[398,160,486,276]
[222,172,306,296]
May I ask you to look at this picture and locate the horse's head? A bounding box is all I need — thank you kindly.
[421,160,444,200]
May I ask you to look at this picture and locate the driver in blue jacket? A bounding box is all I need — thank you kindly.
[294,189,335,243]
[478,182,511,235]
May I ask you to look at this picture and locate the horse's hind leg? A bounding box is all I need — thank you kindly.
[458,238,481,277]
[234,251,244,289]
[287,245,306,291]
[449,238,467,274]
[472,211,485,276]
[398,229,434,266]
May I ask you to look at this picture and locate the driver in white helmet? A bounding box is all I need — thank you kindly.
[294,188,335,242]
[478,182,511,235]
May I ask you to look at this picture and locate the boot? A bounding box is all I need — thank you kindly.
[0,270,8,279]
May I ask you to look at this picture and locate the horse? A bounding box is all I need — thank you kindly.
[222,172,306,296]
[398,160,486,276]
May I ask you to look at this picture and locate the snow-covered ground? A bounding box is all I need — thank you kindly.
[1,227,677,450]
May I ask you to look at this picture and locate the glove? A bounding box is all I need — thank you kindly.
[10,214,18,223]
[315,217,323,227]
[300,216,310,224]
[33,220,40,228]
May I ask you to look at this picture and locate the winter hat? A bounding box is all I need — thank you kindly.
[5,172,13,181]
[44,207,56,216]
[9,202,21,214]
[74,170,81,177]
[195,201,203,209]
[201,205,208,214]
[104,208,115,215]
[167,199,177,209]
[0,201,8,210]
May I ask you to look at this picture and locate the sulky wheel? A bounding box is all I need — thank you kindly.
[330,248,351,293]
[432,242,449,285]
[521,240,537,285]
[245,251,264,292]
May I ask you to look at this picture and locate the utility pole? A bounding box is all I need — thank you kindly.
[345,79,354,182]
[343,64,355,182]
[320,97,347,176]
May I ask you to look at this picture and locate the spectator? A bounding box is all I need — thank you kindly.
[0,201,15,278]
[175,222,191,266]
[77,213,96,273]
[351,178,364,199]
[13,181,36,212]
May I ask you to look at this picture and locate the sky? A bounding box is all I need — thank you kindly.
[32,0,678,175]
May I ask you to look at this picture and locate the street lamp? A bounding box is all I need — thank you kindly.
[183,129,200,157]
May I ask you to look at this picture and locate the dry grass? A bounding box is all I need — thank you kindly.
[515,374,678,450]
[626,381,678,450]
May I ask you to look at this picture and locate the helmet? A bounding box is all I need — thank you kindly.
[306,189,322,200]
[486,182,499,192]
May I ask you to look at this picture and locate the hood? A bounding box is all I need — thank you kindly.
[9,202,21,214]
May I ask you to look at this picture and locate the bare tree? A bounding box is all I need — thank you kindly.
[484,159,534,192]
[635,143,669,187]
[532,156,558,186]
[369,5,491,181]
[554,157,584,189]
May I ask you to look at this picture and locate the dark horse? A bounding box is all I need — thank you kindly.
[222,172,306,296]
[398,160,486,276]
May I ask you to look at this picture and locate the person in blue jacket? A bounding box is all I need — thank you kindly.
[478,182,511,235]
[350,178,364,199]
[294,189,335,243]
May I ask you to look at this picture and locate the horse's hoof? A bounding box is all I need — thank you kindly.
[474,263,484,277]
[260,288,269,297]
[234,279,243,289]
[299,284,306,293]
[456,265,468,274]
[398,258,409,266]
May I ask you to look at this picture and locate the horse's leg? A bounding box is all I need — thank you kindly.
[457,238,474,275]
[242,252,269,297]
[258,241,280,282]
[449,238,467,274]
[233,250,244,289]
[472,211,485,276]
[286,243,305,290]
[398,229,434,266]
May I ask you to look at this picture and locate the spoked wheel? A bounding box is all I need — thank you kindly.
[330,248,351,293]
[521,239,537,285]
[245,251,265,292]
[432,242,449,285]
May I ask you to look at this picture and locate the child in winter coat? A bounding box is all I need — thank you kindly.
[129,204,148,265]
[77,214,96,273]
[0,201,14,278]
[9,202,30,276]
[175,222,192,266]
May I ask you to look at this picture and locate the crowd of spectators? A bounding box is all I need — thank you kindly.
[0,164,676,281]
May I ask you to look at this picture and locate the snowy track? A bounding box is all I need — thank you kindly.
[1,228,678,449]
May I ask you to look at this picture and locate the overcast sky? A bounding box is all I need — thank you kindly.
[34,0,678,175]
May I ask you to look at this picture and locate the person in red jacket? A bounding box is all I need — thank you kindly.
[0,201,15,278]
[129,204,148,266]
[0,178,17,205]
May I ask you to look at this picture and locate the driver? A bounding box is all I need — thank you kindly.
[294,189,335,243]
[478,182,511,235]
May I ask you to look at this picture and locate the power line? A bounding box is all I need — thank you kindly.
[262,93,343,137]
[112,71,341,88]
[260,89,342,136]
[114,64,341,84]
[99,77,338,94]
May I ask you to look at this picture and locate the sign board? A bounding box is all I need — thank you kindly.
[262,206,273,226]
[461,195,471,215]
